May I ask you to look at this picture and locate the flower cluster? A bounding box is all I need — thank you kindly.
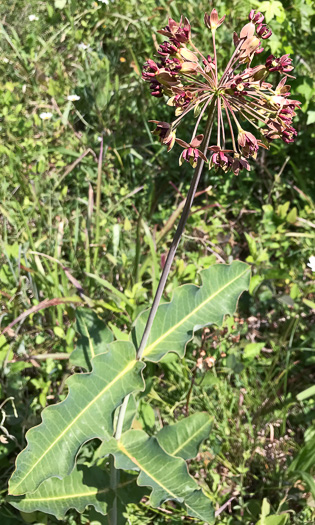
[142,8,300,174]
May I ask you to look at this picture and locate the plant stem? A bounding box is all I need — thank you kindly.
[93,137,104,268]
[136,99,216,361]
[109,99,217,525]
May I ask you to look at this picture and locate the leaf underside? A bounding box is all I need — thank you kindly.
[100,430,214,523]
[8,261,249,521]
[70,308,114,370]
[8,414,211,521]
[9,342,144,496]
[156,412,212,460]
[132,261,251,362]
[8,466,144,522]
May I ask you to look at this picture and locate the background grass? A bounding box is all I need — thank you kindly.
[0,0,315,523]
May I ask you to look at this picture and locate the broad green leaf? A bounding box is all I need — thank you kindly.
[297,385,315,401]
[100,430,214,523]
[156,412,212,460]
[256,515,289,525]
[9,467,144,522]
[132,262,250,362]
[9,342,144,496]
[9,466,111,519]
[70,308,114,370]
[288,434,315,473]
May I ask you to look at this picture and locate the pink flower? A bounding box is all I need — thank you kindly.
[143,8,299,173]
[266,54,294,73]
[158,17,191,44]
[256,23,272,39]
[237,130,259,158]
[176,135,207,168]
[150,121,176,151]
[249,10,264,24]
[204,9,226,30]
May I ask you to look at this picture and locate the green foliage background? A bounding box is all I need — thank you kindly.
[0,0,315,523]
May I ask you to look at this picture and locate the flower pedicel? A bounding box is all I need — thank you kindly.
[142,8,300,174]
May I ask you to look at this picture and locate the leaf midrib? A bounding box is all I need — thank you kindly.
[171,419,210,457]
[143,267,249,357]
[118,440,208,521]
[10,358,137,494]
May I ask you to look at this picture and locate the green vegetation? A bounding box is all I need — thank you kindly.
[1,0,315,524]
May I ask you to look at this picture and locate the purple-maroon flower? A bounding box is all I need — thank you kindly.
[158,41,180,57]
[176,135,207,168]
[150,121,176,151]
[265,54,294,73]
[143,8,299,174]
[249,10,264,24]
[237,130,259,158]
[209,146,233,171]
[204,9,226,30]
[256,23,272,39]
[158,17,191,44]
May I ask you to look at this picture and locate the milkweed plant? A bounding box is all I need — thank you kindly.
[8,6,298,525]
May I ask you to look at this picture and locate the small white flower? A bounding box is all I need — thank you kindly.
[97,136,102,142]
[307,256,315,272]
[28,14,39,21]
[78,43,90,50]
[99,0,109,3]
[39,112,53,120]
[3,57,9,63]
[67,95,80,102]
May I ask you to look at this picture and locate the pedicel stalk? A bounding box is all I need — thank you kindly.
[110,5,300,519]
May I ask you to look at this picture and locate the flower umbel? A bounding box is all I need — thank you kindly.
[142,9,300,175]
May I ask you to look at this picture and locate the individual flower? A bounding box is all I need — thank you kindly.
[256,23,272,39]
[67,94,80,101]
[150,121,176,151]
[158,17,191,43]
[265,54,294,73]
[142,8,299,174]
[28,14,39,21]
[176,135,208,168]
[307,256,315,272]
[248,10,264,24]
[204,9,226,30]
[39,112,53,120]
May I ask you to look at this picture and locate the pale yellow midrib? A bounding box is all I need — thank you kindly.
[118,441,208,521]
[22,487,109,502]
[12,359,137,493]
[117,442,178,500]
[22,478,135,503]
[171,420,210,457]
[143,268,249,357]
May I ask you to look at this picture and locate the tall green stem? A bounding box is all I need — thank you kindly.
[93,138,104,268]
[109,98,217,525]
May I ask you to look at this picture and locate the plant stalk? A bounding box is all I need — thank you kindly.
[109,97,217,525]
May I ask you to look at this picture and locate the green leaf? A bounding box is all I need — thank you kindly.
[132,262,250,362]
[256,514,289,525]
[9,342,144,496]
[55,0,67,8]
[8,466,111,519]
[9,467,144,522]
[71,308,114,370]
[288,434,315,473]
[243,343,265,361]
[306,111,315,125]
[156,412,212,460]
[297,385,315,401]
[100,430,214,523]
